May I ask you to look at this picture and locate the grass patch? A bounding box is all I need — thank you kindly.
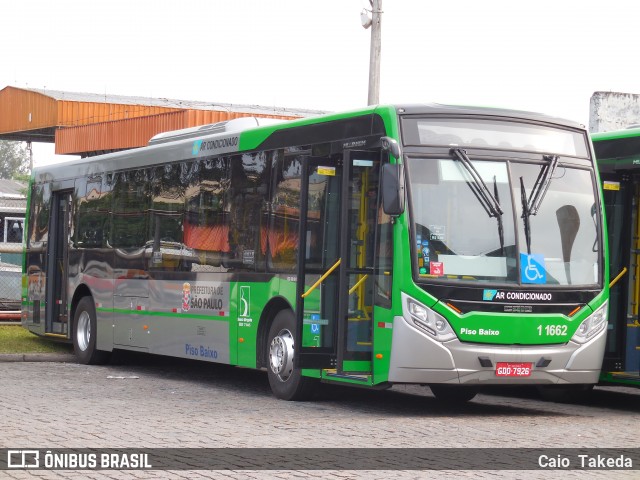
[0,325,74,354]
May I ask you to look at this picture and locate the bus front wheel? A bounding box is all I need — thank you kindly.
[536,384,594,403]
[266,309,315,401]
[430,384,477,403]
[73,296,110,365]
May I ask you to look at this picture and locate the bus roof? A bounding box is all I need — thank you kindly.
[591,127,640,172]
[394,103,583,129]
[32,103,586,183]
[591,126,640,142]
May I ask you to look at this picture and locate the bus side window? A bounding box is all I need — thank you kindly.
[148,163,186,271]
[74,176,104,248]
[267,150,301,272]
[112,170,149,254]
[183,157,230,272]
[28,183,51,248]
[226,152,270,272]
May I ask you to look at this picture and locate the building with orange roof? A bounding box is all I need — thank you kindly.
[0,86,323,157]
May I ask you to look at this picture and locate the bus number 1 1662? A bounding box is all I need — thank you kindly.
[537,325,568,336]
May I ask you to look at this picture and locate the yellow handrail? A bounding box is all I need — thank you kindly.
[301,259,342,298]
[349,274,369,295]
[609,267,628,288]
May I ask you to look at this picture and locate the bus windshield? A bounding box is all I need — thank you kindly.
[407,155,600,287]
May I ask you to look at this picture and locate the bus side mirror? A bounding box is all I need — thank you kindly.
[382,163,405,216]
[381,136,400,160]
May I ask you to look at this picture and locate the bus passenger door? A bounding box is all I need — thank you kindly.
[602,173,640,376]
[45,190,72,336]
[296,150,380,375]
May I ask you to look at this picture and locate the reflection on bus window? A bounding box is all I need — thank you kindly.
[267,151,301,272]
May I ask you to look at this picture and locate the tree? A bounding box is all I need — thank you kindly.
[0,141,30,179]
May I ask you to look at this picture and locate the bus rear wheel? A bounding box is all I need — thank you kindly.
[266,309,315,401]
[430,385,477,403]
[73,296,110,365]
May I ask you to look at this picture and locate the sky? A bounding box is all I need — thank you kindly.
[2,0,640,166]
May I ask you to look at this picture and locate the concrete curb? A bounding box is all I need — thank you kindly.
[0,353,77,363]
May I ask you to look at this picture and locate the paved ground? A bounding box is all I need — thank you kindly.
[1,353,639,479]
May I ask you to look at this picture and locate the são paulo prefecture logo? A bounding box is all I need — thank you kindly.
[192,140,203,155]
[483,289,498,301]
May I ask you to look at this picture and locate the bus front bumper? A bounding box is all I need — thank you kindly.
[388,315,607,385]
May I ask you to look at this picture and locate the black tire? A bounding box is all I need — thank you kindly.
[430,384,477,403]
[73,296,110,365]
[536,384,594,403]
[266,309,316,400]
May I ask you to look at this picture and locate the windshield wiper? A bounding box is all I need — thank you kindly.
[450,148,503,218]
[493,175,505,255]
[520,177,532,254]
[526,154,559,215]
[520,154,559,254]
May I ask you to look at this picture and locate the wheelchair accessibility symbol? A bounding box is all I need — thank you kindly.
[520,253,546,284]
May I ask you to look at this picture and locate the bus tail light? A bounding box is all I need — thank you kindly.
[571,301,608,344]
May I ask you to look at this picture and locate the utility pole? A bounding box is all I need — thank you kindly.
[363,0,382,106]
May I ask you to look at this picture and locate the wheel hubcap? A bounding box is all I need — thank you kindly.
[76,311,91,352]
[269,328,294,382]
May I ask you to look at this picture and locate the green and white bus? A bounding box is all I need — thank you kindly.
[22,104,609,402]
[592,126,640,387]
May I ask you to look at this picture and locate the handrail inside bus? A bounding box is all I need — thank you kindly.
[349,274,369,295]
[609,267,628,289]
[301,259,341,298]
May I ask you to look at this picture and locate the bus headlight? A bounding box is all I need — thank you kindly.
[571,301,608,344]
[405,296,457,342]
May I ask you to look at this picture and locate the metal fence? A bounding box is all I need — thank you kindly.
[0,243,22,313]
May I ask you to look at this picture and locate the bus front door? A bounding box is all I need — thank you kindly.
[45,190,72,337]
[296,150,380,378]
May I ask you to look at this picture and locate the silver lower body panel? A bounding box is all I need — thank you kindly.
[388,315,606,385]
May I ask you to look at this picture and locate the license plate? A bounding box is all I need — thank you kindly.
[495,362,532,377]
